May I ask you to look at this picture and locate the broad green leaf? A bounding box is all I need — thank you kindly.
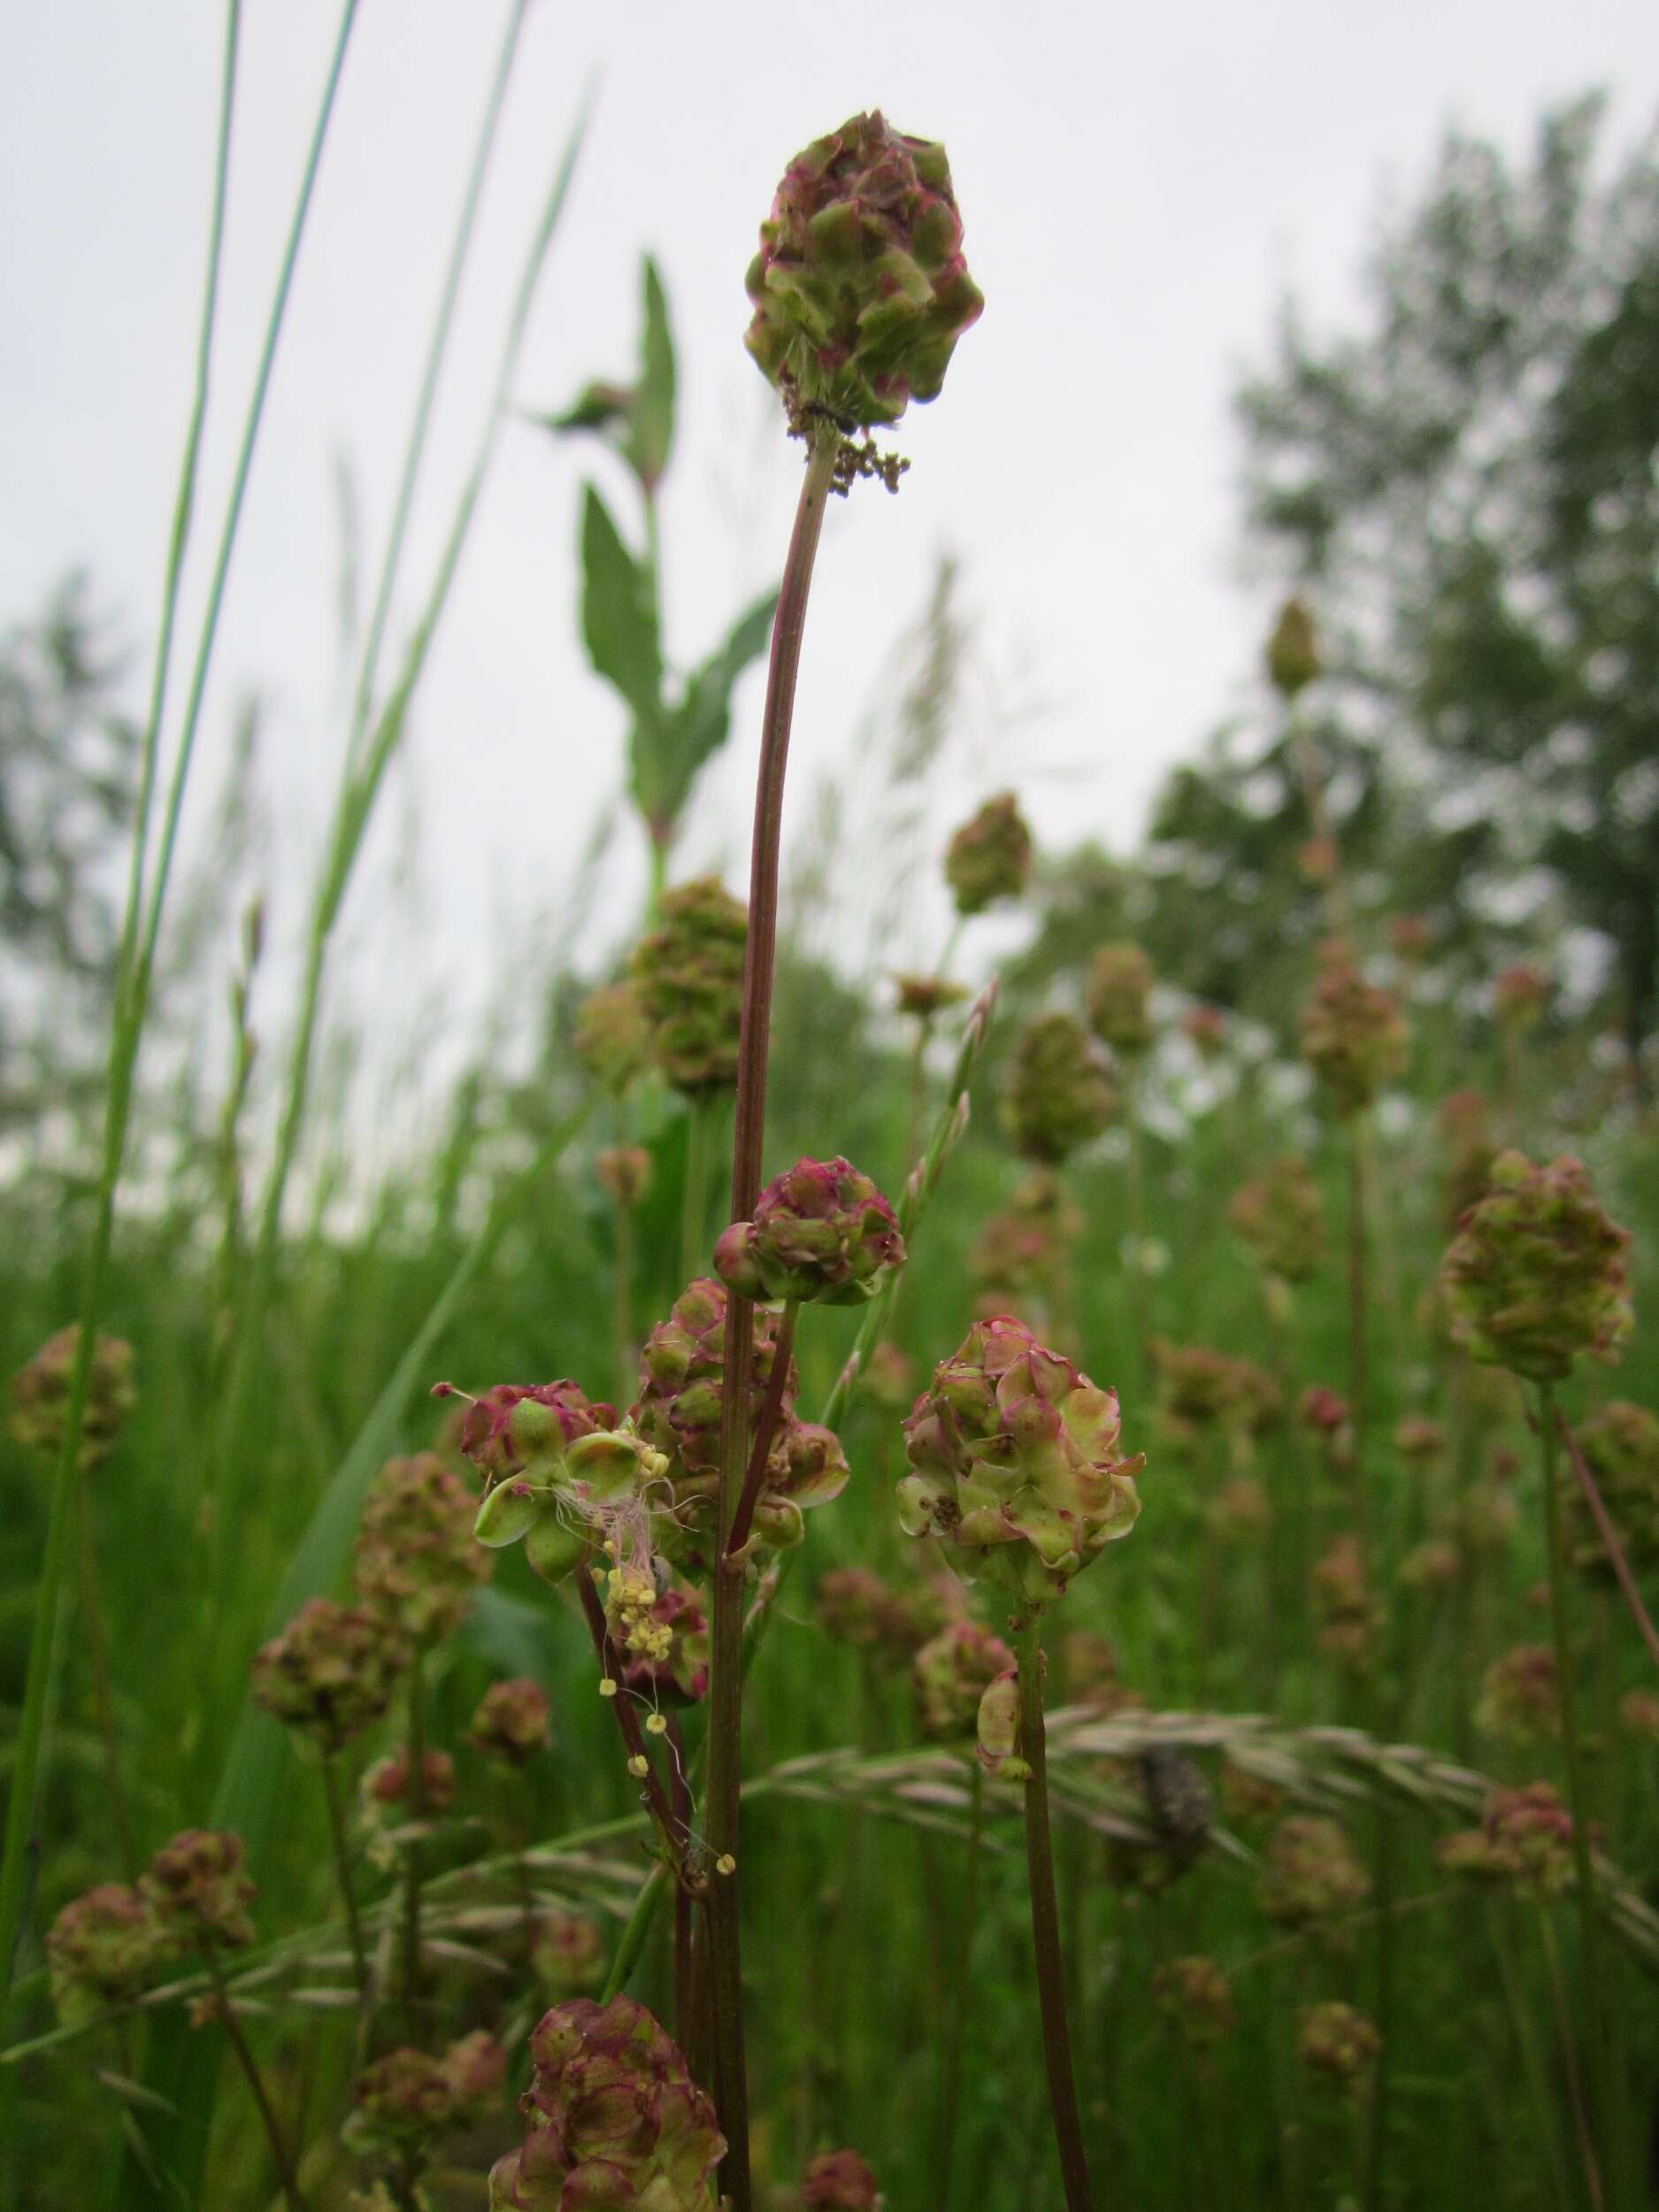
[631,588,779,833]
[627,255,676,494]
[579,481,661,723]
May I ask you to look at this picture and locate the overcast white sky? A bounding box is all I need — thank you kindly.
[3,1,1655,1109]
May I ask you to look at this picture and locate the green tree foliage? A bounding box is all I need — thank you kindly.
[0,575,137,1125]
[1231,96,1659,1068]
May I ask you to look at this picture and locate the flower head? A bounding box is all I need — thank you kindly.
[1260,1816,1370,1928]
[470,1678,553,1766]
[1440,1152,1632,1382]
[1086,942,1156,1058]
[142,1830,257,1953]
[714,1156,905,1307]
[802,2148,881,2210]
[1301,952,1409,1116]
[345,2035,506,2162]
[1437,1782,1577,1901]
[1477,1643,1560,1745]
[488,1995,723,2211]
[1266,596,1320,698]
[1152,1955,1238,2051]
[47,1884,172,2026]
[912,1619,1015,1740]
[898,1316,1144,1601]
[533,1910,607,2000]
[630,879,748,1096]
[1229,1154,1326,1284]
[745,111,983,430]
[1002,1014,1114,1165]
[944,793,1032,917]
[356,1453,493,1642]
[1298,2001,1379,2086]
[574,981,654,1094]
[9,1325,135,1470]
[251,1598,405,1755]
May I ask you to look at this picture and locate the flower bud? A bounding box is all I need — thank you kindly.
[1301,952,1409,1116]
[1440,1151,1632,1383]
[488,1995,724,2212]
[533,1909,607,1998]
[1310,1534,1383,1667]
[574,980,654,1094]
[1002,1014,1114,1165]
[1260,1816,1370,1928]
[974,1665,1030,1780]
[899,1316,1144,1601]
[1228,1154,1326,1285]
[912,1619,1015,1741]
[802,2148,882,2211]
[1298,2001,1379,2085]
[47,1884,172,2026]
[9,1325,135,1471]
[469,1678,552,1766]
[361,1747,458,1829]
[1265,596,1319,698]
[893,972,969,1021]
[596,1144,653,1208]
[944,793,1032,917]
[745,111,983,430]
[1152,1955,1238,2051]
[251,1597,404,1755]
[714,1156,905,1307]
[631,879,747,1097]
[1086,943,1156,1058]
[142,1830,257,1953]
[356,1454,492,1643]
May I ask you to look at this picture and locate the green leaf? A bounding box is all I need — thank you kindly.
[579,481,661,724]
[627,256,676,494]
[631,588,779,833]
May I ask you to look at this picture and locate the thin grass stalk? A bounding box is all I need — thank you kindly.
[1540,1908,1605,2212]
[73,1478,135,1882]
[205,1951,310,2212]
[705,424,841,2211]
[319,1755,369,2009]
[1538,1380,1615,2201]
[204,45,584,1629]
[0,0,246,2006]
[1558,1408,1659,1677]
[936,1762,984,2211]
[398,1652,431,2043]
[1014,1613,1094,2212]
[343,0,532,773]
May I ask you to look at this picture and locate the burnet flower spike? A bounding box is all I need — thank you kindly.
[1440,1150,1632,1383]
[945,792,1033,918]
[713,1156,905,1307]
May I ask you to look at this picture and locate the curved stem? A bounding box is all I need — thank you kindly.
[207,1949,310,2212]
[704,426,840,2212]
[321,1755,370,2008]
[1539,1380,1612,2200]
[1015,1614,1095,2212]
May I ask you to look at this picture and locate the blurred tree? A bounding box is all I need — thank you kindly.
[1230,94,1659,1079]
[0,576,137,1127]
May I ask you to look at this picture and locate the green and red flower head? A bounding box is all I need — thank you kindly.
[1228,1153,1326,1284]
[1086,942,1156,1058]
[1438,1781,1577,1900]
[748,1419,852,1555]
[488,1995,724,2212]
[1265,595,1320,699]
[1152,1955,1239,2051]
[362,1747,458,1825]
[631,1277,801,1544]
[142,1830,257,1953]
[346,2036,507,2162]
[944,792,1033,917]
[1567,1401,1659,1578]
[1182,1002,1228,1060]
[533,1910,607,2000]
[470,1678,553,1766]
[1002,1013,1115,1165]
[251,1596,404,1756]
[802,2148,881,2211]
[1300,950,1409,1116]
[618,1581,710,1706]
[574,980,654,1095]
[47,1884,172,2026]
[898,1315,1144,1602]
[9,1323,135,1470]
[1260,1816,1371,1927]
[912,1618,1015,1740]
[1477,1642,1560,1745]
[1298,2001,1379,2085]
[715,1156,905,1307]
[355,1453,493,1643]
[630,878,748,1097]
[1440,1151,1632,1383]
[745,111,982,430]
[456,1382,617,1487]
[815,1565,890,1646]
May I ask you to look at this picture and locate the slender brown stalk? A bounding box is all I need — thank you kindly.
[572,1564,687,1867]
[1557,1408,1659,1677]
[726,1299,799,1558]
[669,1715,695,2049]
[704,425,841,2211]
[1538,1381,1613,2201]
[319,1754,369,2007]
[206,1950,310,2212]
[1015,1613,1095,2212]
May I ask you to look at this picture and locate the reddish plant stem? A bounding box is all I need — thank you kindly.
[726,1298,799,1559]
[1557,1408,1659,1678]
[668,1714,695,2048]
[206,1949,310,2212]
[706,426,841,2212]
[1016,1614,1095,2212]
[572,1563,686,1869]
